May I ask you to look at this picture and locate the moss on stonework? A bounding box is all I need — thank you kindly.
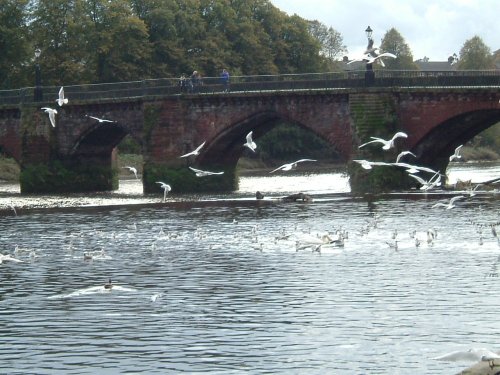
[143,102,162,141]
[348,162,413,194]
[143,163,238,194]
[20,160,117,194]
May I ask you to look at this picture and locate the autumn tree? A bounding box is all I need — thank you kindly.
[379,28,418,70]
[456,35,494,70]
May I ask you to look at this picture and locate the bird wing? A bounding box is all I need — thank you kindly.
[408,174,426,185]
[59,87,64,99]
[269,164,287,173]
[246,131,253,143]
[179,151,194,158]
[449,195,465,204]
[391,132,408,141]
[194,141,206,153]
[294,159,317,164]
[378,52,397,59]
[189,167,203,173]
[359,138,385,149]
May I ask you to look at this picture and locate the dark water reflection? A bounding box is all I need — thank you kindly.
[0,163,499,374]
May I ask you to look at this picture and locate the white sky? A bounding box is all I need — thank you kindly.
[270,0,499,61]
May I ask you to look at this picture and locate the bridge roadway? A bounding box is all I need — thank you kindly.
[0,70,499,194]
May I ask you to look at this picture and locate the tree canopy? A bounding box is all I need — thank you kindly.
[457,35,495,70]
[379,28,418,70]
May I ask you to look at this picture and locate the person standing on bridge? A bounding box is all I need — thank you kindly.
[221,69,230,92]
[191,71,202,93]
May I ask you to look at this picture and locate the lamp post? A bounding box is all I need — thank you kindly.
[34,48,43,102]
[364,26,375,86]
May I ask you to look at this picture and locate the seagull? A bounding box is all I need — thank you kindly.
[353,160,392,170]
[179,141,206,158]
[86,115,115,123]
[348,52,397,67]
[449,144,463,162]
[432,195,465,209]
[123,166,139,179]
[270,159,317,173]
[391,162,440,175]
[243,131,257,152]
[433,348,500,363]
[156,181,171,202]
[359,132,408,150]
[104,278,113,290]
[0,253,23,264]
[408,171,442,191]
[41,107,57,127]
[189,167,224,177]
[395,151,417,163]
[56,86,68,106]
[466,183,482,197]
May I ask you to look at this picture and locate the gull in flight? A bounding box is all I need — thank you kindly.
[359,131,408,150]
[395,151,416,163]
[392,162,439,175]
[179,141,206,158]
[353,160,391,170]
[189,167,224,177]
[156,181,171,202]
[432,195,464,209]
[56,86,68,106]
[348,52,397,67]
[123,166,139,179]
[270,159,317,173]
[243,131,257,152]
[86,115,115,123]
[408,171,442,191]
[449,144,463,162]
[41,107,57,127]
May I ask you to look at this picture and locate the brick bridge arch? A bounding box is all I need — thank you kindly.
[1,87,499,193]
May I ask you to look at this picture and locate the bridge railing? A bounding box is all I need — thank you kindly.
[0,70,499,105]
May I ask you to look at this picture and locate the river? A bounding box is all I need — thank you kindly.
[0,162,499,374]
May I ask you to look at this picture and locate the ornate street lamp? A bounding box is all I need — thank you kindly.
[364,26,375,86]
[34,48,43,102]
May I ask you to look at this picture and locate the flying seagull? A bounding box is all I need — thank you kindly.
[408,171,442,191]
[432,195,465,210]
[86,115,115,123]
[270,159,317,173]
[188,167,224,177]
[122,166,139,179]
[156,181,171,202]
[433,348,500,363]
[395,151,417,163]
[449,144,463,162]
[359,132,408,150]
[179,141,206,158]
[243,131,257,152]
[41,107,57,127]
[353,160,392,170]
[56,86,68,106]
[348,52,397,67]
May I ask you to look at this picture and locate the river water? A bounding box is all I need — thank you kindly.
[1,162,499,374]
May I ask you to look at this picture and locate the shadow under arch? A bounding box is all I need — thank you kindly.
[410,108,500,174]
[197,110,343,167]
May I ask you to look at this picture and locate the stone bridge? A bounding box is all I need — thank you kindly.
[0,82,499,194]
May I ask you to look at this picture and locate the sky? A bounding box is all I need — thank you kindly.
[270,0,499,61]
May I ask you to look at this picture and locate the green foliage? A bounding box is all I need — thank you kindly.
[457,36,494,70]
[117,135,141,154]
[379,28,419,70]
[348,162,412,194]
[257,122,338,161]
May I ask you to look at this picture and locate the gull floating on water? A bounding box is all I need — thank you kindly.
[432,195,465,209]
[243,131,257,152]
[433,348,500,362]
[359,131,408,150]
[270,159,317,173]
[41,107,57,127]
[0,253,23,264]
[188,167,224,177]
[56,86,68,106]
[156,181,171,202]
[449,144,463,162]
[123,166,139,179]
[86,115,115,123]
[179,141,206,158]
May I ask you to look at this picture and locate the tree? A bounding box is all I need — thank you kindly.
[308,21,346,62]
[457,36,494,70]
[379,28,418,70]
[0,0,31,89]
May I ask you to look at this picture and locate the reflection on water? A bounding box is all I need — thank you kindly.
[0,162,499,374]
